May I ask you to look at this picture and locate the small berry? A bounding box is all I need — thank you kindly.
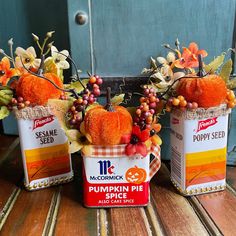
[192,102,198,109]
[89,76,97,84]
[172,98,180,106]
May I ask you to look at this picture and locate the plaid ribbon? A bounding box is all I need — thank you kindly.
[84,144,161,180]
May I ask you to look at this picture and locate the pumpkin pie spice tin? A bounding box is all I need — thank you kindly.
[16,106,73,190]
[170,105,231,195]
[82,145,160,207]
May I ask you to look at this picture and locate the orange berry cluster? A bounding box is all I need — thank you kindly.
[134,88,159,129]
[226,90,236,108]
[166,95,198,112]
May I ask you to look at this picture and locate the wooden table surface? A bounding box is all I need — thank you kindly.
[0,135,236,236]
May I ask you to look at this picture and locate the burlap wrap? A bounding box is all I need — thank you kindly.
[14,106,53,120]
[171,104,231,120]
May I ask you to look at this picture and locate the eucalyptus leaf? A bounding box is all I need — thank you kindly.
[204,54,225,73]
[47,99,73,130]
[227,79,236,89]
[111,94,125,105]
[64,79,89,93]
[0,106,10,120]
[219,59,232,83]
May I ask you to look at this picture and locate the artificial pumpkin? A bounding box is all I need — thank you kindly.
[176,55,227,108]
[84,87,132,145]
[16,72,63,106]
[125,166,147,184]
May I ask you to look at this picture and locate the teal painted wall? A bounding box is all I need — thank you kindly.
[68,0,236,77]
[0,0,70,134]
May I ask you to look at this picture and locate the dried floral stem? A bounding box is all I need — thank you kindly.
[158,72,211,99]
[0,50,14,62]
[55,51,86,89]
[20,57,79,99]
[40,37,49,56]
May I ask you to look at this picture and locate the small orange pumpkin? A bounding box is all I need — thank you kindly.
[84,87,132,145]
[125,166,147,184]
[176,55,227,108]
[16,72,63,106]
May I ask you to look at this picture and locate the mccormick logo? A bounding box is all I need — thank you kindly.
[98,160,114,175]
[196,117,218,133]
[172,117,179,125]
[33,115,54,130]
[89,160,123,181]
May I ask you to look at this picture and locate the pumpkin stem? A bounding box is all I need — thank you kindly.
[197,54,206,77]
[105,87,114,112]
[37,54,45,76]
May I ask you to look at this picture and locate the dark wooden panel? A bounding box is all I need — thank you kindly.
[151,164,208,236]
[197,189,236,235]
[0,135,18,156]
[227,166,236,190]
[108,208,150,236]
[0,188,56,236]
[54,154,98,236]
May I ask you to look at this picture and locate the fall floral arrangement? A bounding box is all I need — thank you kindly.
[141,40,236,112]
[1,35,235,158]
[0,31,72,117]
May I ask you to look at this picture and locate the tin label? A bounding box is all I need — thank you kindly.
[18,115,73,190]
[170,112,228,194]
[83,154,150,207]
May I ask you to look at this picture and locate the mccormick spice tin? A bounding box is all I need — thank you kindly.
[82,144,160,207]
[15,106,73,190]
[170,104,231,196]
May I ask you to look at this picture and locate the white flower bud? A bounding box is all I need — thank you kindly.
[166,52,176,63]
[46,31,55,38]
[8,38,13,46]
[32,33,39,41]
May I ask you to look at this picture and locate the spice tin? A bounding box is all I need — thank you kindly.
[15,106,73,190]
[170,105,231,195]
[82,145,160,207]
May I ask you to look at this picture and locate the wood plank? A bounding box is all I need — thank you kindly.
[151,164,209,236]
[197,189,236,235]
[0,188,57,236]
[53,154,98,236]
[226,166,236,190]
[0,142,22,213]
[108,207,151,236]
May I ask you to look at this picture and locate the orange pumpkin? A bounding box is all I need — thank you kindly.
[176,55,227,108]
[84,87,132,145]
[84,105,132,145]
[125,166,147,184]
[16,72,63,106]
[176,74,227,108]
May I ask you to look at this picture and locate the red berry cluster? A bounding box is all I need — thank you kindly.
[8,97,31,110]
[68,75,103,128]
[166,95,198,112]
[134,88,159,129]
